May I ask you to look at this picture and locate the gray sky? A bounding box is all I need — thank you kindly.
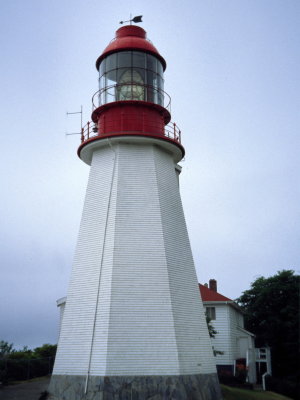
[1,0,299,349]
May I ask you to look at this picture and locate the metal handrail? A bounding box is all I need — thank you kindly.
[80,121,97,143]
[80,120,181,145]
[165,122,181,143]
[91,84,171,112]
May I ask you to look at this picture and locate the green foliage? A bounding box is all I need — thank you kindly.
[8,348,33,360]
[33,344,57,359]
[236,270,299,380]
[0,340,14,358]
[0,341,57,384]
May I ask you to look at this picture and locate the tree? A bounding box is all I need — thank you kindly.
[0,341,14,358]
[0,342,57,383]
[236,270,299,379]
[34,344,57,359]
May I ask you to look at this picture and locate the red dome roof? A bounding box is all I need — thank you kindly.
[95,25,166,71]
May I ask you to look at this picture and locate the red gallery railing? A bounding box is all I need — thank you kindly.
[80,86,180,145]
[80,120,181,145]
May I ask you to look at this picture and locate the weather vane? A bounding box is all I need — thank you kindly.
[119,15,143,25]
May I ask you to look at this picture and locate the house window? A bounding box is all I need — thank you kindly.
[206,307,216,320]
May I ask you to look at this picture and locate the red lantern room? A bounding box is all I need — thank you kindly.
[78,25,184,163]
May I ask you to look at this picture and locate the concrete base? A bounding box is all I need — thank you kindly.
[48,373,222,400]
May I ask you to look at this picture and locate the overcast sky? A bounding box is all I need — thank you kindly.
[1,0,299,349]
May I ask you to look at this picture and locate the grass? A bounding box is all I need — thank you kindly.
[221,385,293,400]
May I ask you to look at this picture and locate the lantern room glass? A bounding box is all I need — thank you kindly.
[98,51,164,106]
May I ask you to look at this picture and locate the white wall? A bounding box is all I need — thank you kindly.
[53,140,217,377]
[205,303,254,366]
[206,304,232,365]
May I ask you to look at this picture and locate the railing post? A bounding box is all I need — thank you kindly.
[173,122,176,141]
[87,121,90,140]
[81,127,84,143]
[142,112,145,133]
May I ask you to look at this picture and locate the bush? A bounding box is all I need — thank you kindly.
[0,342,57,384]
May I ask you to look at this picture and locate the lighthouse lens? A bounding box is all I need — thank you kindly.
[118,69,144,101]
[99,51,164,106]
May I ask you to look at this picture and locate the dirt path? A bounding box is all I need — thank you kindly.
[0,376,50,400]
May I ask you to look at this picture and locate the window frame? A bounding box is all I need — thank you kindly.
[206,306,216,321]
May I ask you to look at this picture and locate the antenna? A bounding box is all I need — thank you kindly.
[66,105,83,136]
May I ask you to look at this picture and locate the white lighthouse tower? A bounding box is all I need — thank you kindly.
[49,23,222,400]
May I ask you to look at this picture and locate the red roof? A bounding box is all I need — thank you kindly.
[96,25,166,71]
[199,284,233,302]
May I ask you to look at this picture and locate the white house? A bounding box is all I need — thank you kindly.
[199,279,258,383]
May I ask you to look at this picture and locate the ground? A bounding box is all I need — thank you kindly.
[0,376,50,400]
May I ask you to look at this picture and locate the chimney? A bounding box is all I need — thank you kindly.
[209,279,217,292]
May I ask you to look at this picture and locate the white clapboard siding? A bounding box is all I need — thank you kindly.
[228,306,239,363]
[228,306,251,361]
[53,140,216,377]
[207,304,233,365]
[53,146,117,375]
[205,302,254,365]
[56,297,66,337]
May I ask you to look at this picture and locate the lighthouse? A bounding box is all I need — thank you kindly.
[49,23,222,400]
